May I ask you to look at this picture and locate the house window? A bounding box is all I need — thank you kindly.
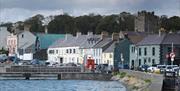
[73,49,76,53]
[66,49,68,53]
[139,48,141,56]
[144,59,147,64]
[49,50,54,54]
[70,49,72,53]
[109,54,112,58]
[152,59,155,65]
[56,50,58,54]
[144,48,147,56]
[139,59,141,66]
[22,34,24,38]
[131,47,134,53]
[152,47,155,56]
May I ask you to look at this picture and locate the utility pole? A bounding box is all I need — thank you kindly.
[121,53,124,69]
[170,42,175,65]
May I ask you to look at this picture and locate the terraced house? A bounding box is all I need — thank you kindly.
[48,32,121,67]
[130,33,180,68]
[48,32,101,64]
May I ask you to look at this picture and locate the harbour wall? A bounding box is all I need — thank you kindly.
[0,72,112,80]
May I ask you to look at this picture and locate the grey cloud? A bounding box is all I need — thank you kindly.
[0,0,179,22]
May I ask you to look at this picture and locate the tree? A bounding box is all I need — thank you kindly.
[48,14,76,34]
[24,14,44,32]
[96,15,120,34]
[0,22,13,32]
[75,14,102,34]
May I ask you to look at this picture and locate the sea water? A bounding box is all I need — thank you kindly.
[0,80,126,91]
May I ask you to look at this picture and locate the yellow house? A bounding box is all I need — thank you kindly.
[102,52,114,66]
[102,42,116,66]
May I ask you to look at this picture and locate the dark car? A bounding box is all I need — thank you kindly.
[139,64,149,72]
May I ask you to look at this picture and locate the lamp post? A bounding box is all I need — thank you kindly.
[170,42,175,66]
[121,53,124,69]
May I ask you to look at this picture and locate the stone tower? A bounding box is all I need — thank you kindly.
[135,11,159,33]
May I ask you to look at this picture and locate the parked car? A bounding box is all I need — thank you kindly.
[0,54,8,62]
[139,64,149,72]
[165,65,178,72]
[157,65,166,73]
[147,66,158,73]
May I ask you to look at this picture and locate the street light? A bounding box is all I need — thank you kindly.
[121,53,124,69]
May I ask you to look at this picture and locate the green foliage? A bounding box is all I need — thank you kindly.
[132,86,139,90]
[0,22,13,32]
[25,14,44,33]
[144,79,152,83]
[1,12,179,34]
[119,72,127,78]
[0,48,8,55]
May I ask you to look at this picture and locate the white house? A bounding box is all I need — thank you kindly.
[17,30,36,61]
[48,32,101,64]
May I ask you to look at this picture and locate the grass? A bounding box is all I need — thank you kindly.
[119,72,127,78]
[113,72,127,78]
[144,79,152,83]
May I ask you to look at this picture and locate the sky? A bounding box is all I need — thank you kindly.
[0,0,180,23]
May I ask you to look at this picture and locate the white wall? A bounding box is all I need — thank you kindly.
[48,46,80,64]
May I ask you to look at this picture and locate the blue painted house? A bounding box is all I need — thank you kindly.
[114,38,132,69]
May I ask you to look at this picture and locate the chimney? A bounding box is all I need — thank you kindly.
[101,31,108,39]
[24,25,30,31]
[119,31,124,39]
[45,25,48,34]
[112,32,119,41]
[76,32,81,37]
[87,32,93,36]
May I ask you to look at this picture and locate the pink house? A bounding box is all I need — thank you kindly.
[7,34,17,56]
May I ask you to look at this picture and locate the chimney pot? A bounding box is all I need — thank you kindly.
[112,32,119,41]
[101,31,108,39]
[87,32,93,36]
[76,32,81,37]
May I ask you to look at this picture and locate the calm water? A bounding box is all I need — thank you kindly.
[0,80,126,91]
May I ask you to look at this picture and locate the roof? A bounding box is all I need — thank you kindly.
[137,34,180,46]
[137,34,166,45]
[49,34,101,48]
[104,42,116,53]
[35,33,65,49]
[122,31,147,44]
[162,34,180,45]
[93,38,112,48]
[18,31,36,50]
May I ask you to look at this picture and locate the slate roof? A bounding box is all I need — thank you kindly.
[49,34,101,48]
[93,38,115,52]
[122,31,147,44]
[93,38,112,48]
[35,33,65,49]
[162,34,180,45]
[103,42,116,53]
[137,34,180,45]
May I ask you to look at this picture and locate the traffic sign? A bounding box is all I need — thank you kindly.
[170,52,175,58]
